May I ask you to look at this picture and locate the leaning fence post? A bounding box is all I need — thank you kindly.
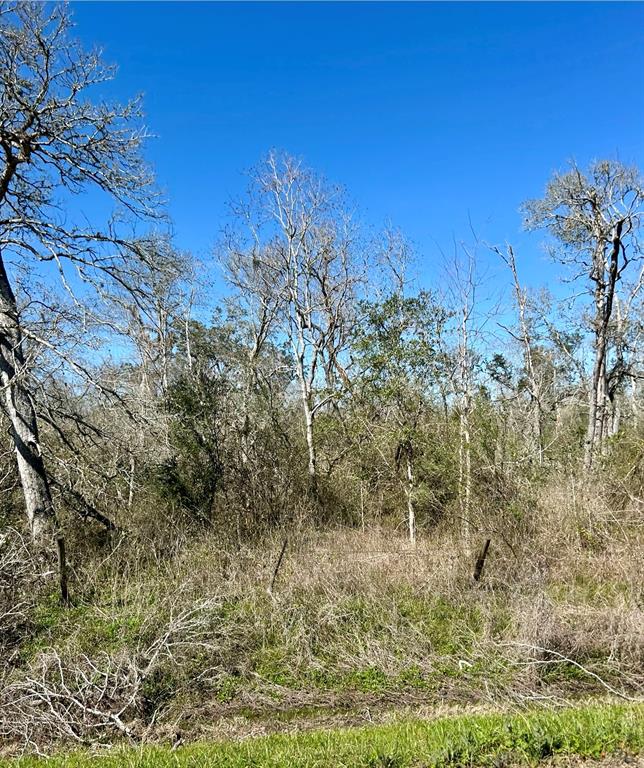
[473,538,491,582]
[267,537,288,597]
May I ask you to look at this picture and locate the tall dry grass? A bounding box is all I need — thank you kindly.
[1,473,642,752]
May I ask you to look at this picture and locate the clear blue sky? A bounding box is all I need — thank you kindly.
[70,1,644,296]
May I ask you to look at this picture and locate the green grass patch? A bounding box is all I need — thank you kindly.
[3,703,641,767]
[23,592,145,661]
[547,575,632,606]
[249,588,488,697]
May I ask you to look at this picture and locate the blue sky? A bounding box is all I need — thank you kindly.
[70,1,644,298]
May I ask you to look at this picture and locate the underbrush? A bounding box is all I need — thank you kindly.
[0,475,642,755]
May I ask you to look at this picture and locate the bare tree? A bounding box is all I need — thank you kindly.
[523,160,643,469]
[443,238,494,552]
[221,242,283,476]
[495,244,546,465]
[0,3,158,548]
[98,236,196,518]
[444,245,478,552]
[225,152,364,497]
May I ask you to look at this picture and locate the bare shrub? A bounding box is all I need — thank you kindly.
[0,596,223,754]
[0,529,39,654]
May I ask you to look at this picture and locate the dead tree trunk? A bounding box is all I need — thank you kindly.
[473,538,491,582]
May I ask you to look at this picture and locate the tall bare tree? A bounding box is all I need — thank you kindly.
[523,161,643,469]
[494,244,546,465]
[444,243,480,553]
[0,3,158,546]
[225,152,364,496]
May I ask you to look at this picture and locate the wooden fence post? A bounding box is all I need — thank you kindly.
[267,537,288,597]
[473,538,491,582]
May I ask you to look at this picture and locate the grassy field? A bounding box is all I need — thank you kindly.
[3,703,642,768]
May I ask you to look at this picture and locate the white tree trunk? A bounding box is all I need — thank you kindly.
[0,256,56,546]
[630,378,640,431]
[584,312,610,469]
[405,453,416,546]
[303,397,317,494]
[458,402,472,555]
[505,246,544,464]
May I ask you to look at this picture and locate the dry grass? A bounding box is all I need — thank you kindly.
[1,475,642,754]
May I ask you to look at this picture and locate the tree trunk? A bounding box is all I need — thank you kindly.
[303,397,317,496]
[507,247,544,465]
[584,339,606,469]
[458,401,472,555]
[607,394,620,438]
[584,222,622,470]
[405,452,416,546]
[0,253,57,546]
[630,378,640,431]
[457,297,473,553]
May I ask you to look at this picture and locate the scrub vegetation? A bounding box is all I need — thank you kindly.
[0,3,642,763]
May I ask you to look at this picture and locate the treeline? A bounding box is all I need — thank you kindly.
[0,3,642,588]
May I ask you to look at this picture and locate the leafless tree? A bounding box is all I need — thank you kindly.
[523,160,643,469]
[225,152,365,496]
[605,275,644,437]
[443,239,493,552]
[495,244,547,465]
[113,242,193,402]
[221,241,283,475]
[0,3,159,551]
[447,247,477,552]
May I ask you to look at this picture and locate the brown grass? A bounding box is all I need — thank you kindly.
[1,474,642,752]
